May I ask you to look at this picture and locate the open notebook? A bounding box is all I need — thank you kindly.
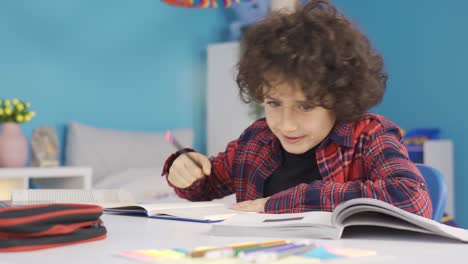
[10,189,238,223]
[104,202,240,223]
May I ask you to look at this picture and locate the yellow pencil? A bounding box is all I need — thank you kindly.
[189,240,288,258]
[228,240,288,249]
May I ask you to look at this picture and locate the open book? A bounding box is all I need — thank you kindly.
[210,198,468,242]
[104,202,240,223]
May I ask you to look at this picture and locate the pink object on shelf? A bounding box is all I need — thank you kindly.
[0,122,29,168]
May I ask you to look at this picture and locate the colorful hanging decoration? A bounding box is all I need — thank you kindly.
[162,0,254,8]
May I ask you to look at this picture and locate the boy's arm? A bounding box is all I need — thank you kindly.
[161,141,238,201]
[264,125,433,218]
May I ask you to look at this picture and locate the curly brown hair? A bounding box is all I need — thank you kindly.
[236,0,387,122]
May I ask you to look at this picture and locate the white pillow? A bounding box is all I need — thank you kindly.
[93,167,237,204]
[65,121,193,185]
[93,167,182,203]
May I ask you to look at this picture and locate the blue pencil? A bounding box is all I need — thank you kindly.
[240,242,316,263]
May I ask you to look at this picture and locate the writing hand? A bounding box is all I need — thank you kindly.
[167,152,211,188]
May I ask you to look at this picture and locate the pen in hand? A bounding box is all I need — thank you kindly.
[165,130,203,168]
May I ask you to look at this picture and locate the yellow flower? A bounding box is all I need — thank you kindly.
[0,99,35,123]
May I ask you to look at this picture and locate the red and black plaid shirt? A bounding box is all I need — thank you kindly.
[162,113,432,218]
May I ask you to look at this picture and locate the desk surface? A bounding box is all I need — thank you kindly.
[2,214,467,263]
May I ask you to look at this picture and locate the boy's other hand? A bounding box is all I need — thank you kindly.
[167,152,211,189]
[230,197,270,213]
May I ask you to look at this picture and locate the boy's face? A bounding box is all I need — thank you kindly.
[263,81,336,154]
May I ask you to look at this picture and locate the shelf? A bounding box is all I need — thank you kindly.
[0,166,92,200]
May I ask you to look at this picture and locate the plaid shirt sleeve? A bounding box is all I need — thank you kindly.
[265,120,433,218]
[161,141,237,201]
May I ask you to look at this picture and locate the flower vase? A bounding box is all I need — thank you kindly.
[0,122,29,168]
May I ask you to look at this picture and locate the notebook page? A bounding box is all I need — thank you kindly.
[152,205,240,221]
[141,201,226,211]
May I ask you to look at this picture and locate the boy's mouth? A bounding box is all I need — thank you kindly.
[283,135,305,144]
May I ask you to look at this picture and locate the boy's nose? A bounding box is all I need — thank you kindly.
[280,109,298,132]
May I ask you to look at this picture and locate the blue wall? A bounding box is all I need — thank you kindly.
[0,0,228,154]
[332,0,468,226]
[1,1,467,226]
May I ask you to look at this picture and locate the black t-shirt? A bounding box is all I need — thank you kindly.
[263,146,323,197]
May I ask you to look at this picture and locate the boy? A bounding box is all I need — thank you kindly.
[162,0,432,218]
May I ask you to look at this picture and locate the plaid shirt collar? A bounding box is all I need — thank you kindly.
[328,121,355,147]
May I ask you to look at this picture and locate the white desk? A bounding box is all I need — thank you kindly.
[2,214,467,263]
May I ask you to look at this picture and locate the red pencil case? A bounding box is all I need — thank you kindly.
[0,203,107,252]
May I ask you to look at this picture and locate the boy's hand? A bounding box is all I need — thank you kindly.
[230,197,270,213]
[167,152,211,188]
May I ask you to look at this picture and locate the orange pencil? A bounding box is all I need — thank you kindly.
[228,240,288,250]
[189,240,288,258]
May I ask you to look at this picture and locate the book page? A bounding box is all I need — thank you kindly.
[210,211,338,239]
[152,205,240,221]
[214,211,333,228]
[105,201,238,221]
[339,210,431,234]
[105,201,225,210]
[333,198,468,242]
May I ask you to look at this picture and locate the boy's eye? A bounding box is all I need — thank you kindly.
[266,101,280,107]
[298,104,314,111]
